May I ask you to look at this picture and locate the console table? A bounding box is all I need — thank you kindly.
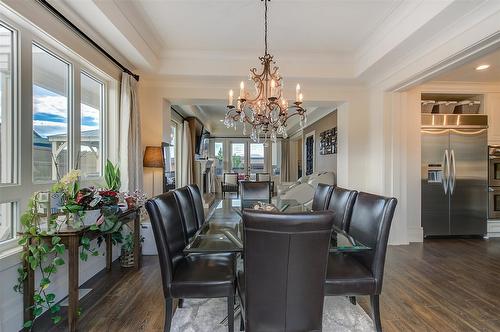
[22,208,141,332]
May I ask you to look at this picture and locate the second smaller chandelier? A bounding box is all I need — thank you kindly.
[223,0,306,145]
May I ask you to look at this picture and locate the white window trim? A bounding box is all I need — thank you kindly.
[0,10,118,255]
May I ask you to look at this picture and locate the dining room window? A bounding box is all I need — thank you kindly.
[32,44,70,182]
[80,72,104,177]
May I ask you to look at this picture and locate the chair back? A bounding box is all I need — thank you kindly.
[145,192,185,298]
[326,186,358,231]
[187,184,205,226]
[224,172,239,185]
[348,192,397,294]
[242,210,334,332]
[311,183,334,211]
[256,173,271,181]
[173,186,199,240]
[240,181,271,208]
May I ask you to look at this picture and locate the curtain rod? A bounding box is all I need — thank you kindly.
[171,107,186,121]
[36,0,140,81]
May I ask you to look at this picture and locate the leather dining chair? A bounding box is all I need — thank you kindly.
[145,192,236,332]
[326,186,358,231]
[187,184,206,226]
[222,172,239,198]
[238,209,334,332]
[174,186,200,240]
[325,192,397,332]
[311,183,334,211]
[240,181,271,209]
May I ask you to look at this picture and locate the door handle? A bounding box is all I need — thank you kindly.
[450,149,456,195]
[443,149,449,195]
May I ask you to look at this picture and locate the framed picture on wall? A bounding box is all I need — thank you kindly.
[319,127,337,155]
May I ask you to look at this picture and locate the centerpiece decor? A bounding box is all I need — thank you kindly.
[13,160,144,329]
[223,0,307,145]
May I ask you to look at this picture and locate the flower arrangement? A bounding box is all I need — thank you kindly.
[14,160,137,329]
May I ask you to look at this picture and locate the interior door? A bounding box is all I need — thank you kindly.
[421,128,450,236]
[449,128,488,235]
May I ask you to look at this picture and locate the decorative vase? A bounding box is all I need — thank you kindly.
[120,246,141,268]
[74,209,102,226]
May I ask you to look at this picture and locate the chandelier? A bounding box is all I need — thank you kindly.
[223,0,306,145]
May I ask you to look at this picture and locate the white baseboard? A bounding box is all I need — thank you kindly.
[487,220,500,238]
[408,226,424,243]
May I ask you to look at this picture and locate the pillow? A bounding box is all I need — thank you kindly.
[225,174,238,185]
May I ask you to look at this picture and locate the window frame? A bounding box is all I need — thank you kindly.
[79,69,107,178]
[31,42,73,184]
[0,14,116,253]
[0,20,19,252]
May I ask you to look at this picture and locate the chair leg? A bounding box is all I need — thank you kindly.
[227,294,234,332]
[178,298,184,308]
[164,297,173,332]
[349,296,357,305]
[370,295,382,332]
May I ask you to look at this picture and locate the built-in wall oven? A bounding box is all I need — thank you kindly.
[488,146,500,218]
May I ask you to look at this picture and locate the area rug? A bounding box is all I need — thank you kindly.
[171,296,374,332]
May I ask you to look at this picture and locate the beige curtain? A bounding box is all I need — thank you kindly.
[181,120,193,186]
[119,73,143,192]
[281,139,290,182]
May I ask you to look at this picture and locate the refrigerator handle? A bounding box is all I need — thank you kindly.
[450,149,456,195]
[443,149,449,195]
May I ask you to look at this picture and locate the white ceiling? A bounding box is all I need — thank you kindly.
[48,0,500,83]
[432,47,500,83]
[120,0,401,54]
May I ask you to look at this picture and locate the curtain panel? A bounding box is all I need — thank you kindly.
[281,139,291,182]
[119,72,143,192]
[180,120,193,186]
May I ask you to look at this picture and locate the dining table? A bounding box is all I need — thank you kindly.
[184,198,371,255]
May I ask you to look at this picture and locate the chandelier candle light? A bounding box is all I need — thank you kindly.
[224,0,306,145]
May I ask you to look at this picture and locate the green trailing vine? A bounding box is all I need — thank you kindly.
[14,195,66,328]
[13,161,137,330]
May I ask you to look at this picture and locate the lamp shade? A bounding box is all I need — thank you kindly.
[143,146,164,168]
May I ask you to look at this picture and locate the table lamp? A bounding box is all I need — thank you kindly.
[143,146,164,196]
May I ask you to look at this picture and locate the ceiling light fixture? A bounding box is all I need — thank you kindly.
[223,0,306,145]
[475,64,490,71]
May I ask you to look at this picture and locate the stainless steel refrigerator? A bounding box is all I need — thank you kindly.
[421,114,488,236]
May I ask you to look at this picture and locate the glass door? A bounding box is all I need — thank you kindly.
[249,143,265,180]
[230,141,267,180]
[231,142,246,179]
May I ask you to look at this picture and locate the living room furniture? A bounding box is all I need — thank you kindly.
[325,192,397,332]
[238,209,334,331]
[277,172,336,205]
[22,208,141,332]
[312,183,334,211]
[222,173,239,198]
[239,181,271,209]
[145,192,236,332]
[327,186,358,231]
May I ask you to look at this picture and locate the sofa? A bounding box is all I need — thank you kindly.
[277,172,336,206]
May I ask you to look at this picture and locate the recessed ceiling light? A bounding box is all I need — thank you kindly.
[219,119,224,122]
[476,64,490,71]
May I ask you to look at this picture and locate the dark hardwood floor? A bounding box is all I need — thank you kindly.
[36,238,500,332]
[359,238,500,332]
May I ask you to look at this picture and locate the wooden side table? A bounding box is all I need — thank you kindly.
[22,208,141,332]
